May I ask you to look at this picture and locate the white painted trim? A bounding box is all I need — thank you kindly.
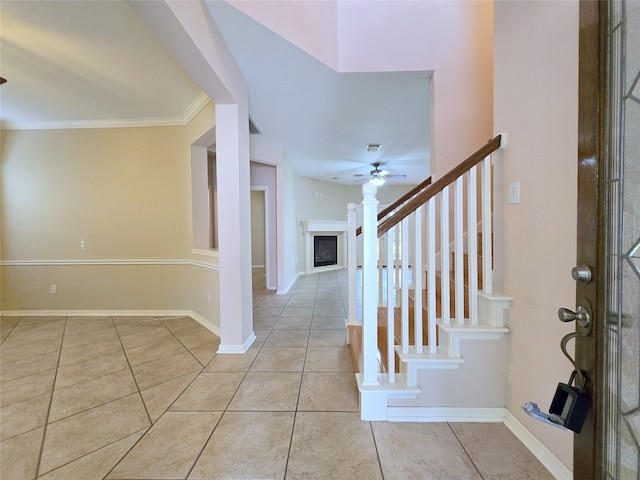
[1,258,219,271]
[302,220,348,275]
[387,407,506,423]
[504,410,573,480]
[189,261,219,271]
[186,310,221,337]
[438,323,509,357]
[0,309,220,338]
[251,186,271,290]
[217,331,257,354]
[0,259,188,266]
[192,248,219,258]
[276,273,299,295]
[6,93,211,130]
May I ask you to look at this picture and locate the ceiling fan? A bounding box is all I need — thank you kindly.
[354,162,407,185]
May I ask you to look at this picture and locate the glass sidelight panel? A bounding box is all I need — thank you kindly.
[603,1,640,478]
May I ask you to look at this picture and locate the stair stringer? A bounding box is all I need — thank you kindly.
[356,295,512,421]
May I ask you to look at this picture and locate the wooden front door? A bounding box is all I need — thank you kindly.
[575,1,640,478]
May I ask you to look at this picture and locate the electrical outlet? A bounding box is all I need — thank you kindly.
[508,181,521,204]
[80,238,86,250]
[50,284,57,294]
[207,292,211,303]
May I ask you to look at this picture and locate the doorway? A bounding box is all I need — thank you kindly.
[250,187,269,290]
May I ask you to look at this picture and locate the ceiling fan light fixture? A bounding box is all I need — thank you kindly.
[370,176,385,186]
[365,143,381,152]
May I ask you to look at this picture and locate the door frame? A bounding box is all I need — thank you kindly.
[250,186,271,290]
[575,1,607,477]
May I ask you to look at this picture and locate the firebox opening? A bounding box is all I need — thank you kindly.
[313,235,338,268]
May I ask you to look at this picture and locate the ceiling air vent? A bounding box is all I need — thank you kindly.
[365,143,381,152]
[249,117,262,135]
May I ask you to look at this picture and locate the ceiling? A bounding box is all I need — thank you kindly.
[0,0,431,185]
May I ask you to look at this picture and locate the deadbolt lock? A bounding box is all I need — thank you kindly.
[571,265,592,283]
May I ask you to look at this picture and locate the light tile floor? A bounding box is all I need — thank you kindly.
[0,269,554,479]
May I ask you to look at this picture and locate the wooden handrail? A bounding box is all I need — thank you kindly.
[377,135,502,237]
[355,175,432,236]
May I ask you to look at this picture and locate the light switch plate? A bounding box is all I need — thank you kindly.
[508,181,521,204]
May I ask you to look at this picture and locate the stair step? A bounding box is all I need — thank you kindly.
[355,373,421,398]
[438,322,509,357]
[395,345,464,368]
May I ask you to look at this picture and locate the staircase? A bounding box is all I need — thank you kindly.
[346,134,513,421]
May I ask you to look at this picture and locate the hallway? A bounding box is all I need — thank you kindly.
[1,269,553,479]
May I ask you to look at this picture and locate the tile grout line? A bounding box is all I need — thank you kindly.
[185,287,282,480]
[0,315,21,347]
[111,316,157,427]
[103,315,208,480]
[74,315,153,480]
[447,422,486,480]
[368,421,387,480]
[33,315,68,479]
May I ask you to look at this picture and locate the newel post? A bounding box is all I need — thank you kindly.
[346,203,358,329]
[361,182,379,386]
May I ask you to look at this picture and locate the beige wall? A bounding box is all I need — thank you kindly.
[494,0,578,469]
[1,103,221,331]
[250,190,266,267]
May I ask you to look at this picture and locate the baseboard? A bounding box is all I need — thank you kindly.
[186,311,221,337]
[0,309,221,337]
[217,331,257,354]
[277,273,299,295]
[504,409,572,480]
[387,406,506,423]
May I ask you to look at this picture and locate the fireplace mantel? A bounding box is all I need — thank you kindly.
[301,220,347,274]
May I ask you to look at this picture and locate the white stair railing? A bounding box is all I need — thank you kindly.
[347,135,505,395]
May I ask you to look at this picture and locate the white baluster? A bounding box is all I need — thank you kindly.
[482,156,493,295]
[386,226,396,382]
[401,217,410,354]
[413,205,423,354]
[427,198,437,354]
[454,177,464,324]
[440,186,450,324]
[361,182,379,386]
[394,226,401,301]
[468,166,479,324]
[378,237,384,307]
[346,203,358,328]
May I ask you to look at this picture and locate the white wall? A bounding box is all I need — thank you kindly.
[226,0,493,182]
[494,0,579,470]
[280,155,300,292]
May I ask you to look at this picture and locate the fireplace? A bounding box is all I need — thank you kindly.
[313,235,338,267]
[301,220,347,274]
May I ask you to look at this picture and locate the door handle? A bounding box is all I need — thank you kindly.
[558,305,591,328]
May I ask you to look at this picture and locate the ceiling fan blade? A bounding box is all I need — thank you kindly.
[378,170,390,176]
[384,174,407,179]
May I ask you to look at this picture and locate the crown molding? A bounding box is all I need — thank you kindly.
[1,92,211,130]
